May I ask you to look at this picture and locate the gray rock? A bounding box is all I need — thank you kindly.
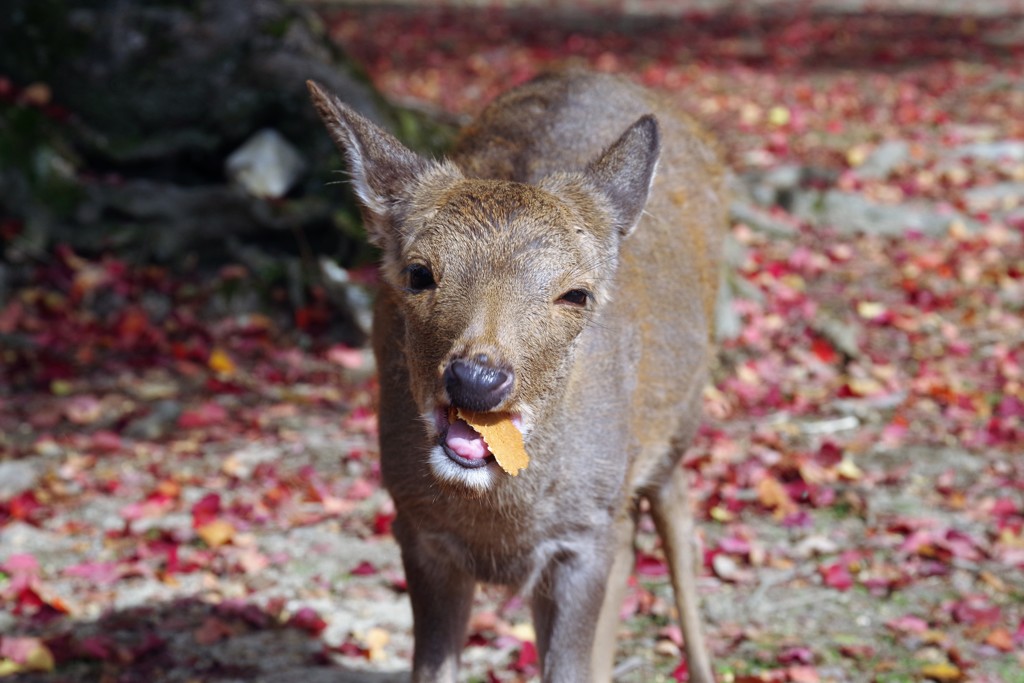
[951,141,1024,163]
[715,234,751,342]
[0,460,43,499]
[715,268,742,343]
[77,181,269,256]
[0,521,76,556]
[748,164,805,206]
[140,291,173,322]
[222,444,281,480]
[131,511,192,537]
[123,399,182,440]
[0,1,390,167]
[811,314,861,358]
[855,140,910,180]
[798,190,971,236]
[1006,207,1024,228]
[962,182,1024,214]
[320,257,374,337]
[731,200,799,237]
[984,19,1024,47]
[0,0,453,262]
[761,164,804,190]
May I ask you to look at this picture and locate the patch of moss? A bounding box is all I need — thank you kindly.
[263,16,294,39]
[0,103,83,220]
[394,106,458,156]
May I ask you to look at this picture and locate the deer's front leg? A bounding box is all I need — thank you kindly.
[531,544,614,683]
[395,523,476,683]
[649,466,714,683]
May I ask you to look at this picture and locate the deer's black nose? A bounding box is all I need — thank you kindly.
[444,355,513,412]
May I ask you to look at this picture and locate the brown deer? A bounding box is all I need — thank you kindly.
[309,70,725,683]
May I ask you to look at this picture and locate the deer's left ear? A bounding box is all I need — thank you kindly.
[307,80,462,248]
[583,114,661,237]
[307,80,430,218]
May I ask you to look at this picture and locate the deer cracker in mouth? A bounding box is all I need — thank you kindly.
[445,406,530,476]
[309,70,725,682]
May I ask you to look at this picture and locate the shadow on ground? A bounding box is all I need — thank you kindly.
[6,598,407,683]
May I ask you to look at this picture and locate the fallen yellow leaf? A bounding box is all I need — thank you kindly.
[757,476,797,516]
[196,519,235,548]
[509,622,536,643]
[364,627,390,661]
[768,105,791,126]
[27,644,56,672]
[921,662,962,682]
[857,301,886,319]
[710,505,734,522]
[0,640,56,674]
[846,144,869,167]
[208,347,236,376]
[836,457,863,480]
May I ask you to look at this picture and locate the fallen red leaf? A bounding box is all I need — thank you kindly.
[178,402,228,429]
[950,595,1000,627]
[350,560,377,576]
[191,493,222,528]
[90,430,122,454]
[63,561,122,585]
[778,646,814,665]
[886,614,929,634]
[511,640,537,673]
[635,552,669,577]
[288,607,328,636]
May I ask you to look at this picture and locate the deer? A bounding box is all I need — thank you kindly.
[308,69,725,682]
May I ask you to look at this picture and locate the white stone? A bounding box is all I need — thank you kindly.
[226,128,306,199]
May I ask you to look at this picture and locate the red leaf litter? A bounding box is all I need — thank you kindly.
[3,2,1024,680]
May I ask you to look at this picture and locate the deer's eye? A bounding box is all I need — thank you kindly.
[405,264,436,292]
[557,289,590,307]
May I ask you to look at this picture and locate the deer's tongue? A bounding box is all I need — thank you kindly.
[445,418,490,461]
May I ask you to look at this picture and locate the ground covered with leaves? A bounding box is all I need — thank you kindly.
[2,4,1024,683]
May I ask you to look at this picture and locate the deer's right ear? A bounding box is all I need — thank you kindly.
[307,80,458,246]
[584,114,661,238]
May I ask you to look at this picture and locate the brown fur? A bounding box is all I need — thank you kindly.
[309,70,725,682]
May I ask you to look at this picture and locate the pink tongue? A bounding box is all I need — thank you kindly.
[446,419,490,461]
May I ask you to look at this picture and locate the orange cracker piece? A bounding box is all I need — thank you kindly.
[457,408,530,476]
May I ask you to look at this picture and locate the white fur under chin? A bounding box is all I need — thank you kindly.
[427,445,501,493]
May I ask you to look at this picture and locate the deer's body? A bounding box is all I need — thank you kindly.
[310,71,725,683]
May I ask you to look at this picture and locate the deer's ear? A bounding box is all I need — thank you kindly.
[307,80,459,246]
[584,114,661,237]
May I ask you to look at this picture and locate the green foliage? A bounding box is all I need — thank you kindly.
[0,103,83,222]
[394,106,457,156]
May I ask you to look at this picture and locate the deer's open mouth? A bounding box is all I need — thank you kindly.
[436,405,492,468]
[435,405,523,469]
